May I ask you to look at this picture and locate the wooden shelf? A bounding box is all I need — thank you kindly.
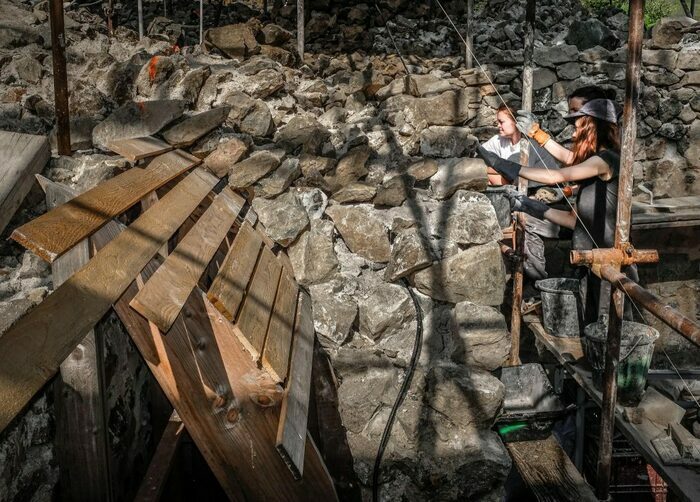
[525,315,700,502]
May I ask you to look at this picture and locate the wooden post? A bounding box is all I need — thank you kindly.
[465,0,473,69]
[138,0,144,39]
[199,0,204,45]
[40,177,113,502]
[49,0,71,156]
[508,0,535,366]
[595,0,645,499]
[297,0,304,59]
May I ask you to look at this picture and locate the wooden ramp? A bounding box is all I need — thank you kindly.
[0,131,50,234]
[506,436,597,502]
[2,155,336,500]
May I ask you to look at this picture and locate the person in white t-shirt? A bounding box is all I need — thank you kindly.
[482,103,522,186]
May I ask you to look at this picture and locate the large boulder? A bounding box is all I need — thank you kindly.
[228,150,280,188]
[274,115,331,154]
[451,302,511,371]
[254,158,301,198]
[309,279,358,347]
[429,158,488,200]
[439,190,503,245]
[419,126,478,158]
[385,222,434,282]
[161,107,230,148]
[326,204,391,263]
[323,145,371,193]
[251,192,309,246]
[92,100,186,150]
[374,175,414,207]
[203,137,249,177]
[206,23,260,58]
[650,17,696,48]
[565,18,619,50]
[287,219,339,286]
[413,241,505,305]
[358,279,415,342]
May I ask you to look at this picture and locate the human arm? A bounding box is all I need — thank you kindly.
[516,111,574,165]
[519,155,612,184]
[505,189,577,230]
[541,207,577,230]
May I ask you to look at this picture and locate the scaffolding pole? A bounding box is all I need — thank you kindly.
[49,0,71,156]
[594,0,645,499]
[297,0,304,58]
[137,0,144,39]
[508,0,535,366]
[465,0,473,69]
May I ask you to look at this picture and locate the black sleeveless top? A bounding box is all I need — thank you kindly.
[572,149,620,251]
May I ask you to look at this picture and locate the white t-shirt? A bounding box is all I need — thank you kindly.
[481,134,521,162]
[481,134,561,186]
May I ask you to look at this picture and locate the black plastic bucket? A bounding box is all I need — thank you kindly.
[582,319,659,406]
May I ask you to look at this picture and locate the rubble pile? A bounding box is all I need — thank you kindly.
[0,0,699,499]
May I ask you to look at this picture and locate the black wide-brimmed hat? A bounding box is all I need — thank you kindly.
[564,98,618,124]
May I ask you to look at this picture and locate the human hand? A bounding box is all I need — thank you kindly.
[477,146,522,182]
[504,188,550,220]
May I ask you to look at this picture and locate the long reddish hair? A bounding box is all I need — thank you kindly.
[570,116,620,165]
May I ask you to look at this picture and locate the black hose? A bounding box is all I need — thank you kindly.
[371,277,423,502]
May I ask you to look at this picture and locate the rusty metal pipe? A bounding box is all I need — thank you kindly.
[570,248,659,267]
[596,0,645,498]
[49,0,71,156]
[599,264,700,347]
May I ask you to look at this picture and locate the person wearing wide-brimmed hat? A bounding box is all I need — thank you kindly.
[478,98,634,324]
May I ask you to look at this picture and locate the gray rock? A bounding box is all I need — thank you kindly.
[374,175,415,207]
[293,79,329,108]
[287,219,338,286]
[644,68,681,86]
[414,241,505,305]
[254,158,300,198]
[677,47,700,71]
[376,74,453,100]
[92,99,186,150]
[246,69,285,99]
[261,24,292,45]
[10,55,42,84]
[658,97,683,123]
[203,137,249,178]
[295,187,329,220]
[206,23,260,58]
[441,190,503,245]
[69,80,110,118]
[413,89,480,126]
[309,279,358,347]
[429,158,488,200]
[681,71,700,86]
[326,204,391,263]
[50,117,97,152]
[579,45,612,63]
[240,100,275,138]
[556,62,581,80]
[685,121,700,168]
[47,154,128,192]
[451,302,510,371]
[332,182,377,203]
[324,145,371,193]
[251,192,309,246]
[385,225,434,282]
[651,17,695,48]
[299,153,337,177]
[229,150,280,188]
[358,280,415,342]
[642,49,679,70]
[532,67,558,90]
[565,18,619,50]
[275,115,331,154]
[161,107,229,148]
[407,158,438,180]
[318,107,348,128]
[533,44,579,67]
[419,126,478,158]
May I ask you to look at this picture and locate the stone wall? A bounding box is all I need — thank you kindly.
[0,0,698,499]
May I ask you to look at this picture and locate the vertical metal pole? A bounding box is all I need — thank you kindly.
[508,0,535,366]
[595,0,644,499]
[465,0,473,69]
[297,0,305,59]
[138,0,144,39]
[49,0,71,156]
[199,0,204,45]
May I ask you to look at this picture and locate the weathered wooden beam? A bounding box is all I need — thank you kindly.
[49,0,70,155]
[261,268,299,383]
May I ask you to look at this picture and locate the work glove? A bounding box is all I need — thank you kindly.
[504,188,550,220]
[477,146,522,183]
[516,110,551,147]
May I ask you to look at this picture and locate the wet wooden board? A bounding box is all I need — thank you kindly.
[107,136,173,162]
[261,269,299,383]
[207,222,263,321]
[130,187,245,332]
[276,290,315,479]
[506,436,597,502]
[11,149,200,262]
[235,246,282,361]
[0,131,50,234]
[0,168,217,434]
[111,259,338,500]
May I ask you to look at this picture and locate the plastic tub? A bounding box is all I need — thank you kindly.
[582,319,659,406]
[535,278,583,337]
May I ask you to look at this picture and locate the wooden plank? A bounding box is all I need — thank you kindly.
[44,178,112,502]
[11,149,200,262]
[207,222,263,321]
[670,423,700,460]
[134,412,185,502]
[0,131,50,234]
[107,252,338,500]
[130,188,245,332]
[254,221,277,250]
[276,289,315,479]
[506,436,597,502]
[0,168,217,433]
[261,269,299,383]
[235,246,282,361]
[107,136,173,162]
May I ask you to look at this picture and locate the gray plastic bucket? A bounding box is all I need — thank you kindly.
[582,319,659,405]
[535,278,582,337]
